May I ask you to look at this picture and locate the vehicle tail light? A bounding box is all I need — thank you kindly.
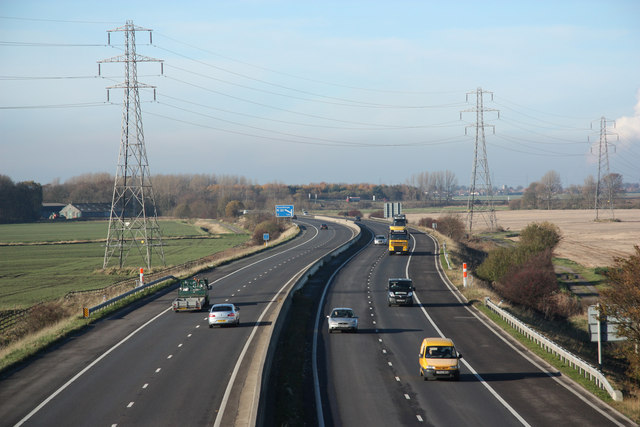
[209,314,215,317]
[228,313,235,317]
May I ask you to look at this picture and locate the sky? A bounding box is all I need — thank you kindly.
[1,0,640,189]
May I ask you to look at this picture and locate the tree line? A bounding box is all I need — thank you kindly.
[0,176,42,223]
[510,170,631,210]
[39,171,462,219]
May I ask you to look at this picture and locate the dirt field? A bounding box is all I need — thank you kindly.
[407,209,640,268]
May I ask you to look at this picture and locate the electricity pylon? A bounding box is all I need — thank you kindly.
[461,88,499,234]
[99,21,165,269]
[590,117,617,221]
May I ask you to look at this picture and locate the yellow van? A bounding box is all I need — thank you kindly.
[419,337,462,381]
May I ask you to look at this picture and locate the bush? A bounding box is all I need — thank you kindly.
[508,199,522,210]
[519,221,561,252]
[369,210,384,219]
[476,246,522,283]
[418,216,438,228]
[498,250,559,317]
[437,214,465,242]
[252,220,285,245]
[225,200,245,218]
[546,292,582,319]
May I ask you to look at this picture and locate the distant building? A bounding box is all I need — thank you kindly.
[60,203,111,219]
[41,203,66,219]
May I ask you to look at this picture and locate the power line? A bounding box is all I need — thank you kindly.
[144,106,468,149]
[0,101,111,109]
[154,31,462,96]
[160,93,462,131]
[160,59,465,109]
[0,15,120,24]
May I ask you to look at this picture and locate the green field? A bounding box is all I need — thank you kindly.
[0,220,249,309]
[0,220,208,243]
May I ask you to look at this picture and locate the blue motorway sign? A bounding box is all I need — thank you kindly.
[275,204,294,217]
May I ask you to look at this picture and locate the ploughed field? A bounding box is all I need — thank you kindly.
[408,209,640,268]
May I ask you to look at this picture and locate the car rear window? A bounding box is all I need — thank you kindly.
[212,305,233,312]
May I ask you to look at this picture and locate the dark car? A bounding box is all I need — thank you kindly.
[320,224,328,230]
[388,278,415,306]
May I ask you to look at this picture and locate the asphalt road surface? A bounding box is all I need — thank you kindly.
[314,219,635,427]
[0,218,354,427]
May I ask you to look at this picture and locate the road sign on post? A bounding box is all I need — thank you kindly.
[588,304,627,366]
[275,205,294,218]
[384,202,402,218]
[263,233,270,246]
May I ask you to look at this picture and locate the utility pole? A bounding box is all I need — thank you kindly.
[461,87,499,234]
[590,117,617,221]
[99,21,165,269]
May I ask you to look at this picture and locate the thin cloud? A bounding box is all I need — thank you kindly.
[616,89,640,145]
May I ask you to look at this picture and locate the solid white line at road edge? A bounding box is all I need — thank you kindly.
[17,223,322,427]
[422,233,629,427]
[15,307,173,427]
[407,234,532,427]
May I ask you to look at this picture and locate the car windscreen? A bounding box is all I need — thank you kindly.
[211,306,233,312]
[331,310,353,318]
[425,346,455,358]
[389,281,412,291]
[388,231,408,239]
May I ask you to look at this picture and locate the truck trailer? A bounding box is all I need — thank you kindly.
[172,277,211,312]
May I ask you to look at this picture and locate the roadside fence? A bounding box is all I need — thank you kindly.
[83,275,176,318]
[484,296,623,402]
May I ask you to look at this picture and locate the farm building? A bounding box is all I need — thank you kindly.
[60,203,111,219]
[41,203,66,219]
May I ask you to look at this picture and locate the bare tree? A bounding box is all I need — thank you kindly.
[521,181,540,209]
[539,170,562,210]
[582,175,597,209]
[443,170,458,202]
[602,172,624,206]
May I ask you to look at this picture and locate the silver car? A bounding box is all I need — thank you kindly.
[208,303,240,328]
[327,307,358,333]
[374,235,387,245]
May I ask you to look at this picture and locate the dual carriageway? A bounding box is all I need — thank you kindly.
[0,217,634,426]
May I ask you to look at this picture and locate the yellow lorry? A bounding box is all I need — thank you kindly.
[388,229,409,255]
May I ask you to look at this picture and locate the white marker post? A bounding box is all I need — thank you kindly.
[463,263,468,287]
[139,268,144,287]
[597,303,602,366]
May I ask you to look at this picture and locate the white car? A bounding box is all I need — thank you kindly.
[208,303,240,327]
[327,307,358,333]
[374,235,387,245]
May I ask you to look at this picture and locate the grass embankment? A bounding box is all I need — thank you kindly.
[426,226,640,423]
[0,220,249,309]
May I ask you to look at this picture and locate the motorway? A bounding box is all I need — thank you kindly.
[314,220,635,426]
[0,217,355,427]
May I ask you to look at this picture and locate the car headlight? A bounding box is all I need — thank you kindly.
[388,292,394,297]
[426,365,435,370]
[407,292,413,297]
